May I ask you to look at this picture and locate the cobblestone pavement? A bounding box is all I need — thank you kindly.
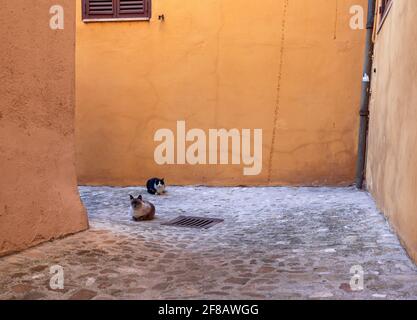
[1,186,417,300]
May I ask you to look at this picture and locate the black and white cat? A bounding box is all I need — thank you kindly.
[146,178,166,195]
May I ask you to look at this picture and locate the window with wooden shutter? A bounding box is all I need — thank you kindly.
[379,0,393,17]
[377,0,393,32]
[83,0,151,21]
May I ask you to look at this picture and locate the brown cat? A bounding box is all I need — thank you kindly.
[129,195,156,221]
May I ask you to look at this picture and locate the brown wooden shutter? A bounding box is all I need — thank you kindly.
[84,0,115,19]
[83,0,151,20]
[117,0,150,18]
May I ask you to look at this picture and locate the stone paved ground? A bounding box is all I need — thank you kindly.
[1,186,417,300]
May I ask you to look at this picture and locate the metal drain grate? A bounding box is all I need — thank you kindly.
[162,216,224,229]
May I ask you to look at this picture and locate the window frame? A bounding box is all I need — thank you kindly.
[82,0,152,23]
[377,0,393,33]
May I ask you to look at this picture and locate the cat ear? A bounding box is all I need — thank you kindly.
[129,195,134,200]
[137,195,143,200]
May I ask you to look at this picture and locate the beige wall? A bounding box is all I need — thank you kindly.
[366,0,417,262]
[0,1,88,256]
[76,0,366,186]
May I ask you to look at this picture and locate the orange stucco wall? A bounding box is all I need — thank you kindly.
[76,0,366,186]
[0,1,88,256]
[366,0,417,262]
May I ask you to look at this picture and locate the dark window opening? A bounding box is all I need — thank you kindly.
[82,0,152,21]
[378,0,393,29]
[379,0,393,17]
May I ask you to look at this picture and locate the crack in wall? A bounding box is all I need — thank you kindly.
[334,0,339,40]
[214,2,224,127]
[267,0,289,184]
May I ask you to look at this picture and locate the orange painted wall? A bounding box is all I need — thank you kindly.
[76,0,366,186]
[366,0,417,262]
[0,1,88,256]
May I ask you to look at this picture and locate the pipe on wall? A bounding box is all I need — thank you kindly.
[355,0,377,189]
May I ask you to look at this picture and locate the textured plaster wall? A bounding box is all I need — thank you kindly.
[366,0,417,262]
[76,0,366,186]
[0,0,88,256]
